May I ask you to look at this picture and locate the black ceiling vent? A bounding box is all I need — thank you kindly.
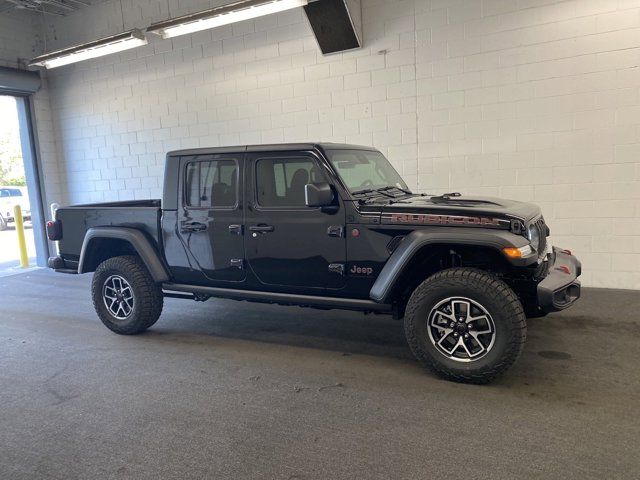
[304,0,362,55]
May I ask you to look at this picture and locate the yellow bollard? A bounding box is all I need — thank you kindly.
[13,204,29,268]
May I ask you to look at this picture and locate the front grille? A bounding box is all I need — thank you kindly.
[535,217,547,257]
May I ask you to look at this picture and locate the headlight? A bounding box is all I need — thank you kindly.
[527,224,540,251]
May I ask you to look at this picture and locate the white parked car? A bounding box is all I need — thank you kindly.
[0,186,31,230]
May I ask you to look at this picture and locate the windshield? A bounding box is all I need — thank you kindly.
[326,149,409,194]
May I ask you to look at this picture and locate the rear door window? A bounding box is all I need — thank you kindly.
[184,159,238,208]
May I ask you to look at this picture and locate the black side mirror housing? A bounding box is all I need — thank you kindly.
[305,182,334,207]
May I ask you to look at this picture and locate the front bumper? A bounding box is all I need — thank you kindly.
[537,247,582,312]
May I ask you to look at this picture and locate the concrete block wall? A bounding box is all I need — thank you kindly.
[32,77,64,209]
[0,12,62,212]
[412,0,640,290]
[0,10,40,69]
[32,0,640,289]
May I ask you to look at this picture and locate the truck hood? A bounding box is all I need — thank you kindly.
[368,194,542,226]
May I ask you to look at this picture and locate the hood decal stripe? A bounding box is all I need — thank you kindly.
[386,213,511,229]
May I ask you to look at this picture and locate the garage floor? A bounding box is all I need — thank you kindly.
[0,226,36,273]
[1,270,638,479]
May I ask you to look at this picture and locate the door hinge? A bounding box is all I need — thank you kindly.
[328,263,345,276]
[230,258,244,269]
[327,225,344,238]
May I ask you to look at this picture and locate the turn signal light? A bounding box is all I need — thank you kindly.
[503,245,533,259]
[503,247,523,258]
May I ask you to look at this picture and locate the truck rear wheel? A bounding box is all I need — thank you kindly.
[91,255,163,335]
[404,268,526,384]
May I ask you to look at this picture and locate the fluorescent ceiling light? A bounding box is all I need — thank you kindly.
[29,29,148,69]
[147,0,308,39]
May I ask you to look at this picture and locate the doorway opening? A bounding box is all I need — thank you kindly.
[0,95,37,272]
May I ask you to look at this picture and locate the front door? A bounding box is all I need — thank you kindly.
[177,153,245,284]
[245,151,346,291]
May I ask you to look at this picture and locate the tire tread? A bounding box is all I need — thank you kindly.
[404,268,526,384]
[91,255,163,335]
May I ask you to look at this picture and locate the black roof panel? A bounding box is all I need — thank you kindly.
[166,142,377,158]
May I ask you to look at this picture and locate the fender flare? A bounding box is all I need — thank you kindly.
[369,228,532,303]
[78,227,170,283]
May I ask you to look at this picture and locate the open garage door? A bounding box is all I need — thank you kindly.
[0,67,48,271]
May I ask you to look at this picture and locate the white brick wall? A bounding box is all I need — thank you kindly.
[0,12,62,211]
[32,77,64,208]
[0,11,40,69]
[413,0,640,290]
[18,0,640,289]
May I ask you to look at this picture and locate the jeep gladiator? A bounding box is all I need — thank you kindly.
[47,143,581,383]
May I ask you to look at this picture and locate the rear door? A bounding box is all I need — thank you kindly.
[245,151,346,292]
[177,153,245,284]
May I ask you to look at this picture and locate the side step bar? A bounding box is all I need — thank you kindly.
[162,283,392,313]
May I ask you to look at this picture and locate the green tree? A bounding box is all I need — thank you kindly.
[0,134,26,186]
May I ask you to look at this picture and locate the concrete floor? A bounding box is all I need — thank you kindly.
[0,270,638,479]
[0,225,36,273]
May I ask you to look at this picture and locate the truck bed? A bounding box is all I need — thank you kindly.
[67,199,161,209]
[55,199,163,267]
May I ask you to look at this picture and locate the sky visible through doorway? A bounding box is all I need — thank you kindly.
[0,95,25,185]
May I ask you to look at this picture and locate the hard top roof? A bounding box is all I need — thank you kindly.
[166,142,378,158]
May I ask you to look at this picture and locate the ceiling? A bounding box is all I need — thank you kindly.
[0,0,103,16]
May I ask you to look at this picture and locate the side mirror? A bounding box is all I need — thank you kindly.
[305,182,334,207]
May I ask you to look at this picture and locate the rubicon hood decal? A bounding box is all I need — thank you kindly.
[387,213,511,229]
[367,194,542,227]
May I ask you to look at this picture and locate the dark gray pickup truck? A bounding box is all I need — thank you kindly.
[47,143,581,383]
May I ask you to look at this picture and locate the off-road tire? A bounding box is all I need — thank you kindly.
[92,255,163,335]
[404,268,526,384]
[0,214,7,231]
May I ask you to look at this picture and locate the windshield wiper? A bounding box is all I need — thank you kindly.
[352,186,407,203]
[352,188,394,204]
[375,186,416,198]
[369,187,396,198]
[352,188,375,196]
[352,188,394,198]
[388,186,413,195]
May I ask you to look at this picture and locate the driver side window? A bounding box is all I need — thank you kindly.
[256,157,326,207]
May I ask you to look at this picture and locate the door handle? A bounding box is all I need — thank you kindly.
[181,221,207,233]
[249,224,274,233]
[228,224,243,235]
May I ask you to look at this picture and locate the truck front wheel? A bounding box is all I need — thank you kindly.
[404,268,526,384]
[91,255,163,335]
